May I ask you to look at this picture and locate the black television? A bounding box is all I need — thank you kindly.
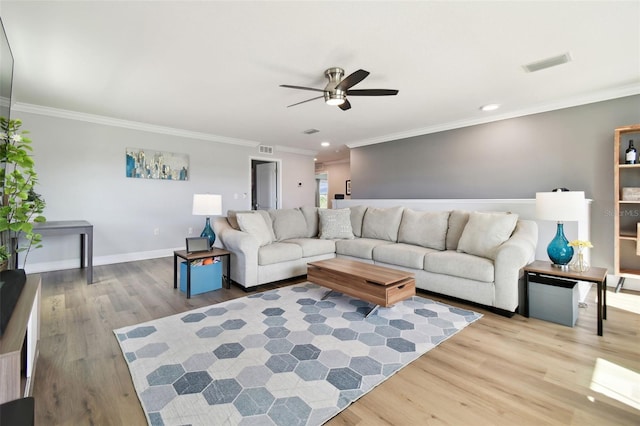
[0,17,13,124]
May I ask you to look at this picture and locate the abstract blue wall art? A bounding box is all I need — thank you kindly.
[126,148,189,181]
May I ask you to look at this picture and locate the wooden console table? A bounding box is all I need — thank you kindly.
[0,275,41,404]
[31,220,93,284]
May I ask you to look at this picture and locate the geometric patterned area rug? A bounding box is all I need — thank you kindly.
[114,283,482,426]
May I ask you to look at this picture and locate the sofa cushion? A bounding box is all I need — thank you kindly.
[457,212,518,260]
[373,243,437,269]
[318,208,354,239]
[336,238,393,260]
[236,212,274,247]
[300,206,319,237]
[445,210,470,250]
[397,209,450,250]
[424,250,494,282]
[285,238,336,257]
[349,205,368,238]
[258,242,303,265]
[361,206,404,242]
[269,208,308,241]
[227,210,253,230]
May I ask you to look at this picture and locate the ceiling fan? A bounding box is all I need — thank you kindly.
[280,67,398,111]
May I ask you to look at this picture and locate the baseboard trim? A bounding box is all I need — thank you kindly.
[23,247,183,275]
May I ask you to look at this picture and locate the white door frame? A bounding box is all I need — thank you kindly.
[250,157,282,210]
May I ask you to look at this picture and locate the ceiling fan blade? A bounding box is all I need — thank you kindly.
[286,95,324,108]
[346,89,399,96]
[338,99,352,111]
[280,84,325,93]
[336,69,370,91]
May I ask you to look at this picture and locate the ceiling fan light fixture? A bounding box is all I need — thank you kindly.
[324,91,345,106]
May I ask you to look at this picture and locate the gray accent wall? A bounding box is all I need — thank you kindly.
[351,95,640,273]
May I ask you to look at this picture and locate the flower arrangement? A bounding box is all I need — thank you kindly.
[569,240,593,249]
[568,240,592,272]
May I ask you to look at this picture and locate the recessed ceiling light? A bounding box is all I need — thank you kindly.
[480,104,500,112]
[321,142,330,147]
[313,158,317,161]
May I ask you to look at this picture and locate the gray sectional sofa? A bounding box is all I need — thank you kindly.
[213,206,538,314]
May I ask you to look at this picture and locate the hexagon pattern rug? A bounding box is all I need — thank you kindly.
[114,283,482,425]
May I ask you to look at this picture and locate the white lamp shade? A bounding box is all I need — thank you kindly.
[536,191,585,221]
[192,194,222,216]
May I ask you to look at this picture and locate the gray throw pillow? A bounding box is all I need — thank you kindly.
[318,208,354,240]
[457,212,518,260]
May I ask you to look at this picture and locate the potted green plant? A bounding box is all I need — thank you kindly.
[0,117,46,268]
[0,244,9,271]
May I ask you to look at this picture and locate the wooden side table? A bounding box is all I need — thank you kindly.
[523,260,608,336]
[173,249,231,298]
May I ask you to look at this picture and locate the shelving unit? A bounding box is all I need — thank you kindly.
[613,124,640,291]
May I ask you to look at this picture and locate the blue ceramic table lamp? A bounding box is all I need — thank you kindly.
[535,190,585,269]
[192,194,222,247]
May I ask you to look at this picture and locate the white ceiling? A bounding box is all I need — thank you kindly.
[2,1,639,163]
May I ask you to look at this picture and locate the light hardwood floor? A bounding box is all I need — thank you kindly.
[31,258,639,425]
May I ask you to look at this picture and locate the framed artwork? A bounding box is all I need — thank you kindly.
[346,180,351,195]
[126,148,189,180]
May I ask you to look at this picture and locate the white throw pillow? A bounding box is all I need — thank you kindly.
[236,213,274,246]
[318,208,354,240]
[457,212,518,260]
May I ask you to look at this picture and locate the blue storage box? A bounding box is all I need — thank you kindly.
[179,260,222,295]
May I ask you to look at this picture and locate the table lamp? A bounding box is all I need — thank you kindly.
[192,194,222,247]
[535,190,585,269]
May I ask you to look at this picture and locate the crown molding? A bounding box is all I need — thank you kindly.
[347,84,640,149]
[12,102,259,147]
[273,144,316,156]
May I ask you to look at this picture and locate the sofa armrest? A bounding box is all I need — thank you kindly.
[493,219,538,312]
[213,217,260,287]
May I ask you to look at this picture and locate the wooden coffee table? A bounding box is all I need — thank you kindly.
[307,258,416,317]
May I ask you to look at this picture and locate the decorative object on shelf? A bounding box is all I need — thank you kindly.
[192,194,222,247]
[621,187,640,201]
[568,240,592,272]
[125,147,189,180]
[346,179,351,195]
[0,118,47,269]
[536,189,585,269]
[625,139,637,164]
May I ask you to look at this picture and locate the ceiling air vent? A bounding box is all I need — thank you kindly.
[523,52,572,73]
[303,129,319,135]
[258,145,274,155]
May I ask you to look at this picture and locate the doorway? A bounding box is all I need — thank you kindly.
[315,172,328,208]
[251,159,280,210]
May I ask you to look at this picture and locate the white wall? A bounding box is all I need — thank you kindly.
[16,110,316,273]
